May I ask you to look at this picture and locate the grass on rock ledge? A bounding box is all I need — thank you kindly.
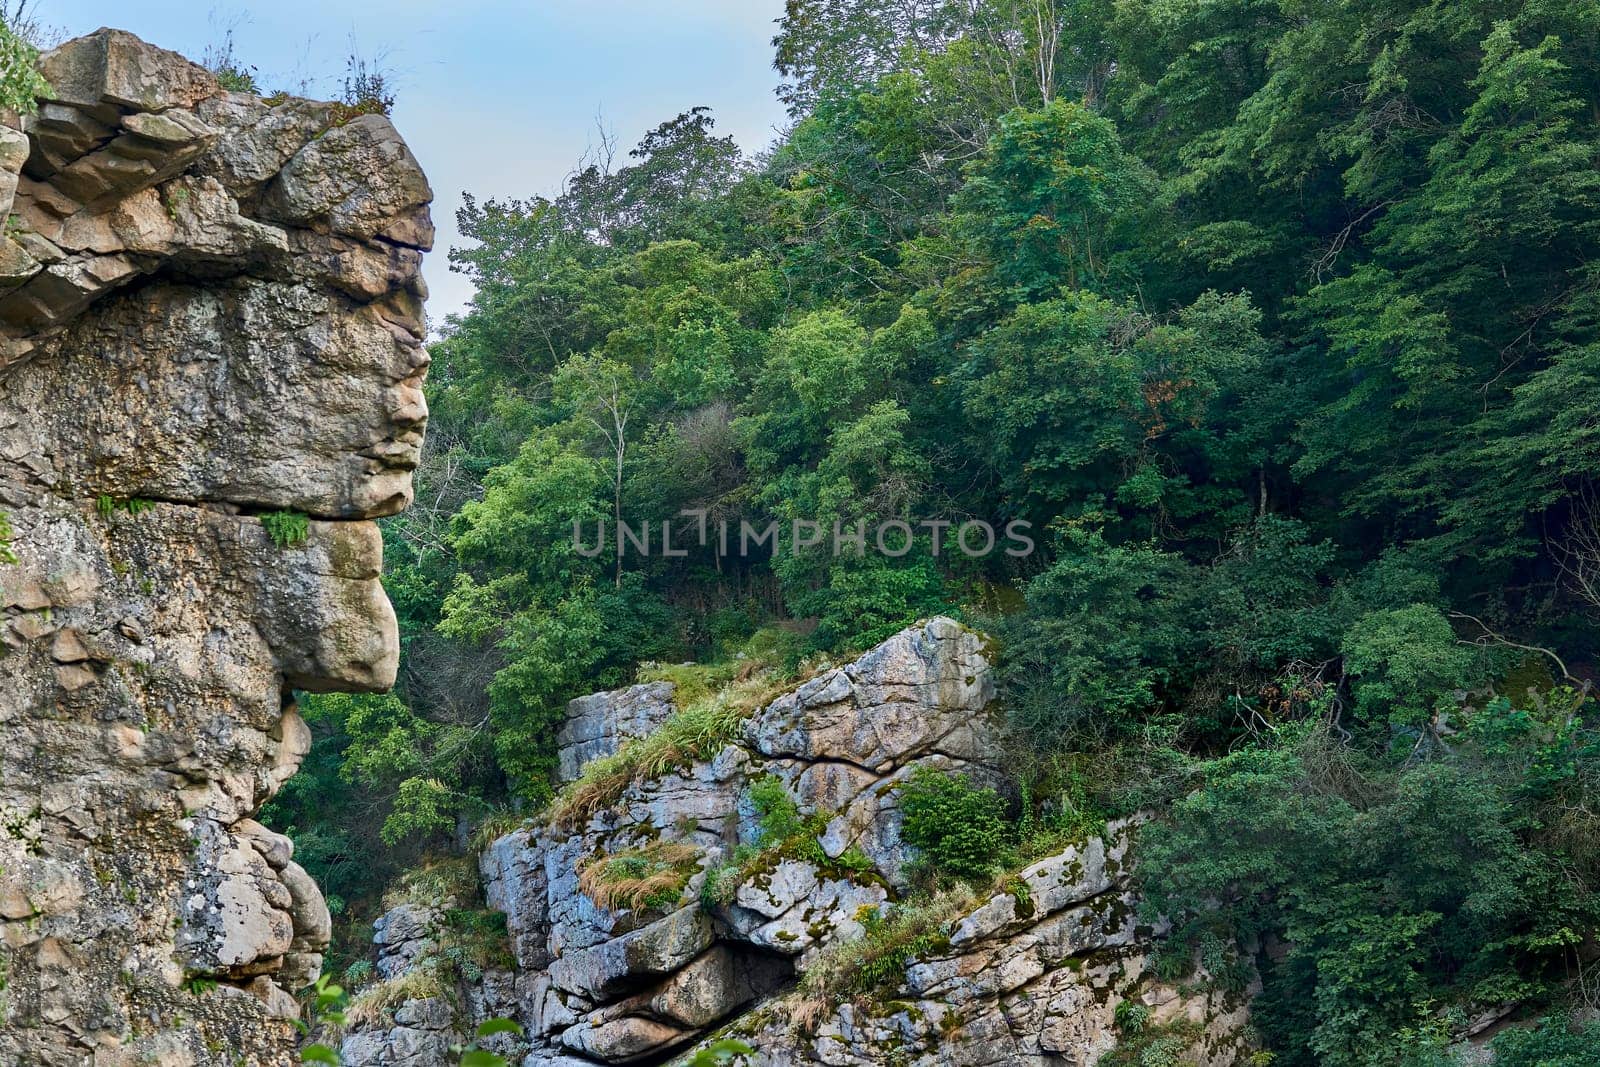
[547,628,836,829]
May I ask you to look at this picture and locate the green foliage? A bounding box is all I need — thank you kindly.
[699,777,844,907]
[1099,1020,1204,1067]
[747,774,806,846]
[898,768,1011,886]
[297,974,348,1064]
[1490,1015,1600,1066]
[450,1017,524,1067]
[953,99,1153,296]
[0,509,15,565]
[1340,606,1475,729]
[1113,999,1150,1035]
[0,14,49,114]
[1139,704,1600,1067]
[269,7,1600,1061]
[684,1040,757,1067]
[261,510,310,549]
[996,530,1195,748]
[94,496,155,521]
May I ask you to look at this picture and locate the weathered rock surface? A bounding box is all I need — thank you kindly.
[557,680,677,783]
[0,27,429,1066]
[343,620,1255,1065]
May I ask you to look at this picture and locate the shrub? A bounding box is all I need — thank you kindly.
[898,767,1011,885]
[747,774,805,845]
[1490,1015,1600,1066]
[0,15,49,114]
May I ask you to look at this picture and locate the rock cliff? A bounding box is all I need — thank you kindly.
[0,28,429,1066]
[344,620,1255,1067]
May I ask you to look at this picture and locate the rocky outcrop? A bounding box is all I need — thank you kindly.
[344,620,1255,1066]
[0,28,429,1067]
[724,824,1255,1066]
[558,681,677,783]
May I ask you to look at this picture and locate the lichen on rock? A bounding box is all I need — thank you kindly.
[0,27,429,1067]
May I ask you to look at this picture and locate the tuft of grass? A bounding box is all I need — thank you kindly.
[467,807,527,854]
[199,20,259,93]
[327,42,396,126]
[577,841,701,913]
[343,962,447,1028]
[549,666,795,828]
[381,855,479,912]
[260,510,309,549]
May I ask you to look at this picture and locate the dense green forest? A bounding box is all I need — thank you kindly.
[254,1,1600,1061]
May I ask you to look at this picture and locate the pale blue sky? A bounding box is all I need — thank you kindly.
[35,1,791,322]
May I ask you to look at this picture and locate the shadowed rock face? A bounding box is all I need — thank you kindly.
[0,28,428,1067]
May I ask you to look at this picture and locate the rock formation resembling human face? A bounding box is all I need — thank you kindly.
[0,28,430,1066]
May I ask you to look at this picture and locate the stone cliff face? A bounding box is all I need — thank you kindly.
[0,29,429,1066]
[344,620,1254,1067]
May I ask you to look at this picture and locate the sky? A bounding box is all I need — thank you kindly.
[34,1,791,323]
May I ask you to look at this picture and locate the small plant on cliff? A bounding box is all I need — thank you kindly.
[577,840,700,912]
[93,496,156,522]
[700,778,865,908]
[328,40,395,125]
[1099,1019,1203,1067]
[747,774,807,845]
[262,510,310,549]
[0,7,51,114]
[0,510,15,565]
[199,18,259,93]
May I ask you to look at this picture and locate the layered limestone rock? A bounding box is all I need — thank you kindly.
[557,681,677,784]
[343,620,1255,1066]
[0,28,429,1066]
[722,824,1256,1066]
